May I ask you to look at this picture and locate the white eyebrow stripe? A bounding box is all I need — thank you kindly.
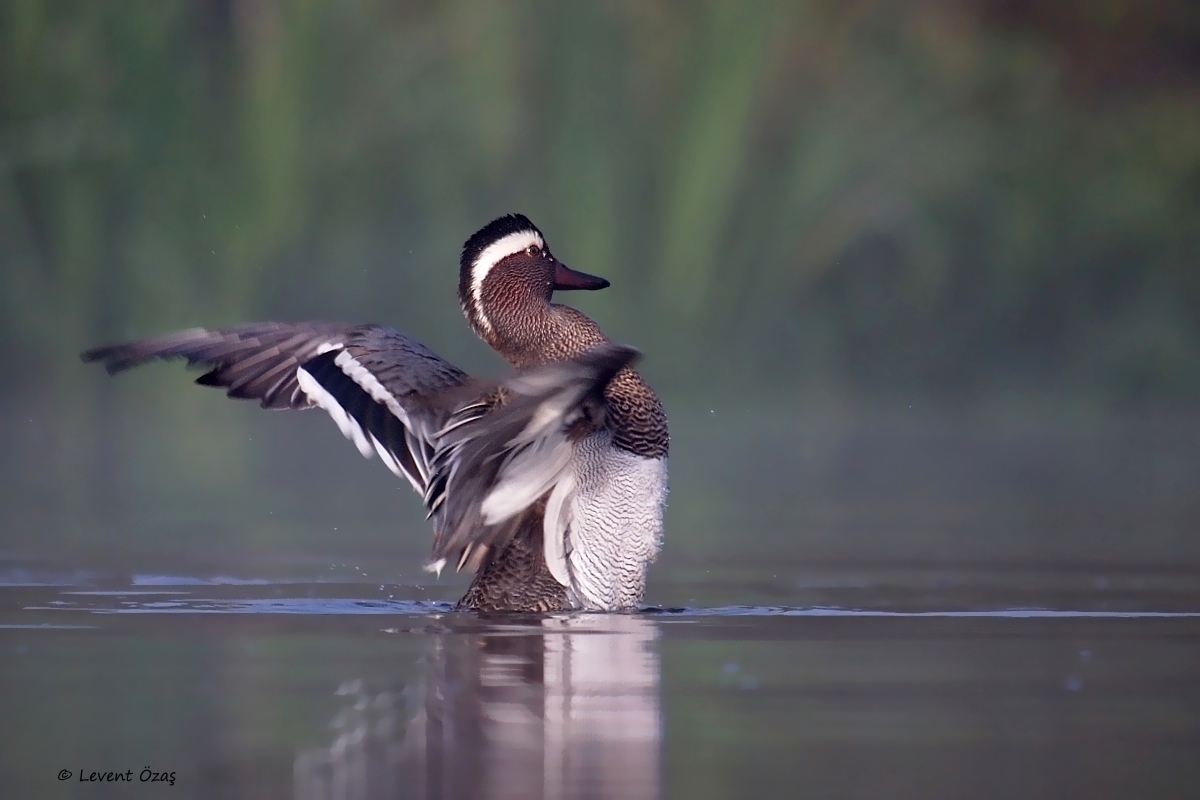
[469,230,544,334]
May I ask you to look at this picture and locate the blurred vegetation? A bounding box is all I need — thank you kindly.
[1,0,1198,560]
[3,0,1197,405]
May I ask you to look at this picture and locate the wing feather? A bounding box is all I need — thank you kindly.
[82,322,469,492]
[424,343,639,576]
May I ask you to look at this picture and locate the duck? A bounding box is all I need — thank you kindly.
[82,214,669,612]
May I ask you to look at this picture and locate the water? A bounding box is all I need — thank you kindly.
[3,565,1199,799]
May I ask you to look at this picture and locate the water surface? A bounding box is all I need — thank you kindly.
[2,564,1199,799]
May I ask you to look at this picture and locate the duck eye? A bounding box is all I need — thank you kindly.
[526,245,542,257]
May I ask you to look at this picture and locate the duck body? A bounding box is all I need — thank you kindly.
[83,215,668,612]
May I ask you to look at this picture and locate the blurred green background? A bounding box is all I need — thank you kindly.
[2,0,1197,579]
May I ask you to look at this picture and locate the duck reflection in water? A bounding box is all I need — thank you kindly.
[295,614,660,800]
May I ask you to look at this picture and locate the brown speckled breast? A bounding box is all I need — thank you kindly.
[509,306,669,461]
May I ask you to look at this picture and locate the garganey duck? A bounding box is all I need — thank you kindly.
[82,214,669,612]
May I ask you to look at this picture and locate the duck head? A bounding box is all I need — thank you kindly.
[458,214,609,352]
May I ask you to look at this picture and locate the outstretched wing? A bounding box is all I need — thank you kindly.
[81,322,469,493]
[423,343,639,577]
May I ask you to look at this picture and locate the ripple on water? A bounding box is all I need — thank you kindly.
[25,596,455,615]
[18,593,1200,618]
[646,605,1200,618]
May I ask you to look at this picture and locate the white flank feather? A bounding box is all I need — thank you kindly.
[565,447,667,610]
[542,472,576,587]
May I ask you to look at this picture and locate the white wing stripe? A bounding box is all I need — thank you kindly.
[334,350,411,426]
[405,429,431,486]
[370,432,421,491]
[296,366,375,458]
[296,348,436,493]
